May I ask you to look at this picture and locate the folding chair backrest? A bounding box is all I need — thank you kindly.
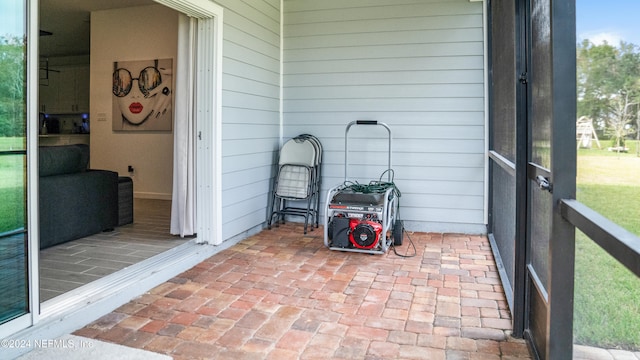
[297,134,322,166]
[279,138,316,167]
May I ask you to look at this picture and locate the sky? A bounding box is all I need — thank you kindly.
[577,0,640,46]
[0,2,24,37]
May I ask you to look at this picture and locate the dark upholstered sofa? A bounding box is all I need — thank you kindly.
[39,144,118,249]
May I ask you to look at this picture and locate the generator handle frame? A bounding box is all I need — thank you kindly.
[344,120,392,182]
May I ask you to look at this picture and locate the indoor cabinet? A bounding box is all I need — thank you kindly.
[39,64,89,114]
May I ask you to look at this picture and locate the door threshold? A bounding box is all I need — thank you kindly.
[40,239,206,316]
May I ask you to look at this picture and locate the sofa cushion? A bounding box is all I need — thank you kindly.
[39,144,90,177]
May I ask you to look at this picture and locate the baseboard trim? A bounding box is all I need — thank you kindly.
[134,192,172,200]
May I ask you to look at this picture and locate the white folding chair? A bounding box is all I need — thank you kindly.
[267,135,321,234]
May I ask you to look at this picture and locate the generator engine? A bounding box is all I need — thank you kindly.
[325,192,400,254]
[349,219,382,249]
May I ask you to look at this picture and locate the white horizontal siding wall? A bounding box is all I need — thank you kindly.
[283,0,486,233]
[215,0,281,241]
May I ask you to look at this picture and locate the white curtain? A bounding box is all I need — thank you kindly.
[170,15,197,237]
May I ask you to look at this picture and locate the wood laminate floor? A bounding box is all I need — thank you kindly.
[40,199,190,301]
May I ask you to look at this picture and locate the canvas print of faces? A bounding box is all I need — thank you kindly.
[112,58,173,131]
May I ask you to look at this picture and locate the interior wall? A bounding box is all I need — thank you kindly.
[283,0,486,233]
[90,5,178,200]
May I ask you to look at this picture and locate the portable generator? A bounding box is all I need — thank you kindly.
[323,120,402,255]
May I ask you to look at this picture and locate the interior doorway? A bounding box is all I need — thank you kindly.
[37,0,179,304]
[34,0,224,306]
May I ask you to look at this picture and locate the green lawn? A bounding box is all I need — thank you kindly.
[0,137,26,234]
[0,136,25,152]
[574,141,640,350]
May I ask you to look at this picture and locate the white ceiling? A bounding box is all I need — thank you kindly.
[40,0,155,57]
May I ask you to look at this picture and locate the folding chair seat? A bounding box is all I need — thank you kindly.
[275,164,312,199]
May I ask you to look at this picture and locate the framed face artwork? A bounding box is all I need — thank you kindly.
[112,58,173,131]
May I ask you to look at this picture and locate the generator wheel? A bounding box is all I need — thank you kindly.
[393,219,403,246]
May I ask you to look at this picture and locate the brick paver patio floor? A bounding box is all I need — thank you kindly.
[74,223,532,359]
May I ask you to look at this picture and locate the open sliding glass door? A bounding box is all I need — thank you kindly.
[0,0,225,342]
[0,0,37,338]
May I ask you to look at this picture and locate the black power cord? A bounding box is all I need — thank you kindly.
[390,227,417,258]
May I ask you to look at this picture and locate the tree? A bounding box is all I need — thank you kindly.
[0,35,26,137]
[577,40,640,147]
[606,91,636,148]
[577,39,618,127]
